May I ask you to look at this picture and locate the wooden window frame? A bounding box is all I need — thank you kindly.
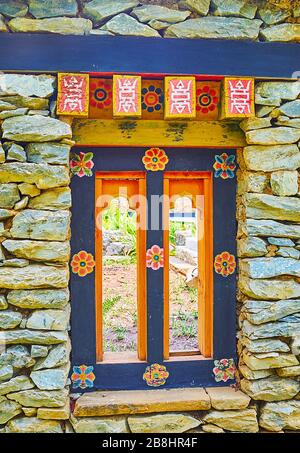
[163,172,213,360]
[95,172,147,363]
[70,147,237,390]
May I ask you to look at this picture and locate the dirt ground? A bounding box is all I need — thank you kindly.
[103,263,198,353]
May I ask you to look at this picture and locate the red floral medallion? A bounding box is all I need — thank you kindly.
[214,251,236,277]
[142,148,169,171]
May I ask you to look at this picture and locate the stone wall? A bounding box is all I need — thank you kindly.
[237,80,300,432]
[0,0,298,42]
[0,74,73,433]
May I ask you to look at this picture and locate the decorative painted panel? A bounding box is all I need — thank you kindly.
[57,73,89,117]
[196,81,220,121]
[221,77,255,119]
[89,78,113,119]
[164,77,196,120]
[141,79,164,120]
[113,75,142,118]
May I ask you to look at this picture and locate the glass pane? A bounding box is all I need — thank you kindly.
[169,197,199,353]
[102,197,138,354]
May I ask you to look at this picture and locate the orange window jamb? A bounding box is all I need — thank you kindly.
[95,173,147,362]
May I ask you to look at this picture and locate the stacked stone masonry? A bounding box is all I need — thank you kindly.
[0,73,72,433]
[0,0,298,42]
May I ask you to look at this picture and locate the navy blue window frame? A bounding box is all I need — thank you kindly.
[71,147,237,390]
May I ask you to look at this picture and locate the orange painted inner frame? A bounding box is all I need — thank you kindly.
[95,172,147,363]
[163,171,214,360]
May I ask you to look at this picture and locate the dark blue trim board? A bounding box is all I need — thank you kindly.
[0,33,298,78]
[70,147,237,391]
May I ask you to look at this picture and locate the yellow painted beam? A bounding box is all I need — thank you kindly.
[72,119,245,148]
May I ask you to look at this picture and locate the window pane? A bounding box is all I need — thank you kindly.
[102,197,138,354]
[169,197,199,353]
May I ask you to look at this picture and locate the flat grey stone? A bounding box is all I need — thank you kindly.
[103,13,160,37]
[0,162,69,189]
[0,365,13,382]
[132,5,191,23]
[0,183,20,208]
[276,247,300,259]
[211,0,257,19]
[243,193,300,222]
[240,219,300,239]
[33,343,70,371]
[83,0,139,24]
[241,299,300,324]
[28,0,78,18]
[0,345,35,369]
[10,209,70,241]
[0,107,28,119]
[258,5,291,24]
[2,115,72,142]
[178,0,210,16]
[255,81,300,106]
[7,388,69,408]
[268,237,295,247]
[246,127,300,145]
[26,142,70,165]
[26,307,70,331]
[0,264,69,289]
[28,187,71,210]
[260,23,300,42]
[7,288,69,309]
[30,366,69,390]
[31,345,48,358]
[6,416,63,433]
[6,142,27,162]
[240,257,300,279]
[241,376,299,401]
[0,329,68,345]
[0,311,22,329]
[8,17,93,35]
[0,397,22,424]
[278,100,300,118]
[239,277,300,300]
[237,237,267,258]
[242,319,300,339]
[3,239,70,263]
[165,17,262,40]
[243,145,300,172]
[0,74,55,98]
[0,0,27,18]
[0,376,33,396]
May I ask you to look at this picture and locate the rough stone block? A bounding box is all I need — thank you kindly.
[243,144,300,172]
[0,163,70,189]
[3,239,70,263]
[270,171,298,196]
[241,376,300,401]
[239,277,300,300]
[28,187,71,210]
[26,306,70,330]
[205,387,250,410]
[70,414,129,433]
[7,388,69,408]
[6,416,63,433]
[8,17,93,35]
[203,408,258,433]
[243,193,300,222]
[259,401,300,432]
[0,264,69,289]
[128,413,201,433]
[10,209,70,240]
[26,142,70,165]
[0,74,55,98]
[7,288,69,309]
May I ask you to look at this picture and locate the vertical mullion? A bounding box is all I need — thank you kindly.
[146,171,164,364]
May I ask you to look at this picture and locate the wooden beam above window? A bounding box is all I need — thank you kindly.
[72,119,246,148]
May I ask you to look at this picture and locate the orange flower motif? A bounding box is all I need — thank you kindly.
[214,251,236,277]
[71,250,95,277]
[146,245,164,270]
[142,147,169,171]
[143,363,169,387]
